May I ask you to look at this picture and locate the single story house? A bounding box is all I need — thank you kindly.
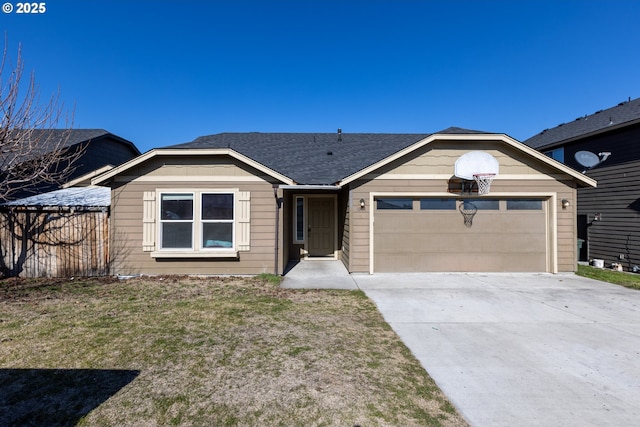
[524,97,640,269]
[93,128,595,276]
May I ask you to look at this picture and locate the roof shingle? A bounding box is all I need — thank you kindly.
[524,97,640,149]
[169,128,488,184]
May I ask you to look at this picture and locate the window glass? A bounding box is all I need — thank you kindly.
[202,223,233,248]
[295,197,304,242]
[420,198,456,210]
[161,193,193,220]
[162,223,193,248]
[202,194,233,220]
[160,193,194,249]
[462,199,499,210]
[507,199,543,210]
[376,198,413,210]
[201,193,234,249]
[544,147,564,163]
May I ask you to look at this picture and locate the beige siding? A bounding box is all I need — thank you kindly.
[369,141,564,178]
[110,158,281,276]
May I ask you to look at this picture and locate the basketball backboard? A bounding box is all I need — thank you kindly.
[454,151,499,180]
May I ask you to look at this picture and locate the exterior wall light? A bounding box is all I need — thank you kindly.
[360,198,365,209]
[594,213,602,221]
[561,199,570,209]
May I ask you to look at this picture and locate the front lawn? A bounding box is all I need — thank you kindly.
[576,264,640,290]
[0,276,467,426]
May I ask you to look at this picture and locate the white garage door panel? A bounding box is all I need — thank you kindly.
[374,199,547,272]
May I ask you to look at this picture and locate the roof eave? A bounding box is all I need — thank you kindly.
[91,148,295,186]
[531,117,640,151]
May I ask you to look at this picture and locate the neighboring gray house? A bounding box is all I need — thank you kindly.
[1,129,140,200]
[524,97,640,269]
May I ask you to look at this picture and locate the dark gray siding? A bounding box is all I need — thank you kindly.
[578,160,640,269]
[559,124,640,171]
[72,137,140,177]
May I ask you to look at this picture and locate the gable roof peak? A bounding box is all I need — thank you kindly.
[435,126,492,135]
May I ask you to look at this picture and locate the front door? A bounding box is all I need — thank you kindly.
[308,197,335,257]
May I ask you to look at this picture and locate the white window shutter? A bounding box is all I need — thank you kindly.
[142,191,156,252]
[237,191,250,251]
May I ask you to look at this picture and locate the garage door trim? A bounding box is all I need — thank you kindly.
[368,192,558,274]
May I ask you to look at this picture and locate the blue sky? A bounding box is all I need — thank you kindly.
[2,0,639,153]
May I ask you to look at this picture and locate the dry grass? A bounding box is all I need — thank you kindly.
[0,276,468,426]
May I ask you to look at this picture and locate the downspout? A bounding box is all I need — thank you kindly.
[273,186,284,275]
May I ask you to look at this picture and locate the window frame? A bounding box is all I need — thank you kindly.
[159,192,195,251]
[200,192,235,251]
[544,147,564,163]
[420,198,456,210]
[461,198,500,210]
[293,196,305,244]
[506,199,544,211]
[376,198,414,210]
[156,189,238,255]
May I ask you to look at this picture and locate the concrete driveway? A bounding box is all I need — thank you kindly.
[354,272,640,427]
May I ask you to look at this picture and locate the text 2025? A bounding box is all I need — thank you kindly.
[16,2,46,13]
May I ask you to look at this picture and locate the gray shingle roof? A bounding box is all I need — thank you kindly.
[0,186,110,208]
[168,128,489,184]
[1,129,114,170]
[524,97,640,149]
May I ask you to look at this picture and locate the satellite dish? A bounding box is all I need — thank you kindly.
[575,151,600,168]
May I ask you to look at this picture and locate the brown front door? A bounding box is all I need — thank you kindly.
[308,197,335,257]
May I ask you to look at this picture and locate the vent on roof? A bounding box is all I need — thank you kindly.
[595,110,602,114]
[337,128,342,142]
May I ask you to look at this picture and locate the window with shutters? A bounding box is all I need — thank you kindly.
[144,189,250,257]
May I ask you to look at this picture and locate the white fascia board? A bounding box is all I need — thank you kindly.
[92,148,295,186]
[278,184,341,190]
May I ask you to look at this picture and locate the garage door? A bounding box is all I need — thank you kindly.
[373,197,548,272]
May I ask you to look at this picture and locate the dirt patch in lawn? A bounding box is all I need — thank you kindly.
[0,276,468,426]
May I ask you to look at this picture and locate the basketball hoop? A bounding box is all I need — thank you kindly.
[459,201,477,227]
[473,173,495,195]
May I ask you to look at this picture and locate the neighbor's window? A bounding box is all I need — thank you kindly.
[376,198,413,210]
[544,147,564,163]
[462,199,499,210]
[294,196,304,243]
[202,193,234,248]
[160,193,194,249]
[420,198,456,210]
[507,199,543,210]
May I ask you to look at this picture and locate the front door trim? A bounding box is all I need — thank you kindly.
[304,194,338,260]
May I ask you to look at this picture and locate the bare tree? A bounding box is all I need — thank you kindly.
[0,39,84,202]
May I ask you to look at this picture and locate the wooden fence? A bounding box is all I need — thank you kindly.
[0,208,109,278]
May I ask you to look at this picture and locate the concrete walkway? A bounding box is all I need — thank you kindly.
[355,273,640,427]
[281,260,358,289]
